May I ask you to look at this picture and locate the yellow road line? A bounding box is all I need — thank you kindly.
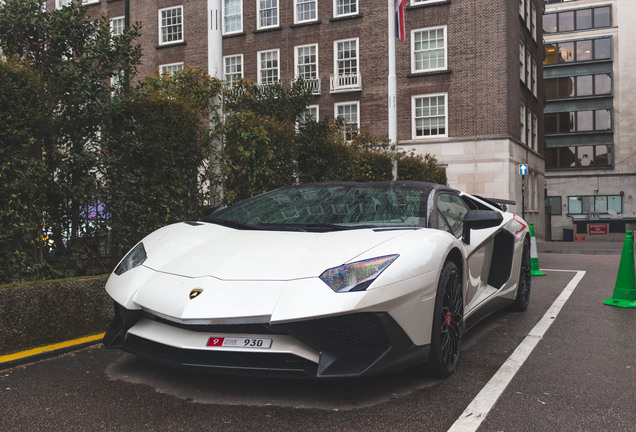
[0,333,105,364]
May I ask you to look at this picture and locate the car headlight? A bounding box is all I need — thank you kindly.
[320,255,399,293]
[114,242,147,275]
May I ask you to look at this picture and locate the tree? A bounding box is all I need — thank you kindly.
[0,59,50,283]
[0,0,142,276]
[102,68,222,258]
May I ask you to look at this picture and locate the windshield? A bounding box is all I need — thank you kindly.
[207,183,432,231]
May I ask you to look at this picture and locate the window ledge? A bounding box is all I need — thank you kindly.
[223,32,246,39]
[291,20,321,29]
[156,41,186,50]
[329,14,363,23]
[407,69,451,78]
[406,1,451,11]
[254,26,283,34]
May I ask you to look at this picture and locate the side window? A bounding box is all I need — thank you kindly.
[437,193,469,238]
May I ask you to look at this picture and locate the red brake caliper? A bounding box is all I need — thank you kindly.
[444,311,452,327]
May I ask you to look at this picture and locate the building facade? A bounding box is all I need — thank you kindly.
[47,0,546,234]
[544,0,636,241]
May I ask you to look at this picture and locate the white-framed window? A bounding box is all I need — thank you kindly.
[258,49,280,85]
[526,51,531,88]
[411,26,447,73]
[158,6,184,46]
[532,112,538,151]
[110,16,125,37]
[335,101,359,141]
[531,4,537,41]
[412,93,448,139]
[519,43,526,84]
[258,0,279,30]
[82,0,99,5]
[295,44,319,93]
[295,0,317,24]
[159,62,184,76]
[299,105,320,126]
[334,38,358,81]
[519,0,524,20]
[56,0,71,8]
[223,0,243,35]
[526,109,532,148]
[525,0,531,31]
[223,54,243,88]
[334,0,358,18]
[532,59,537,97]
[520,103,526,144]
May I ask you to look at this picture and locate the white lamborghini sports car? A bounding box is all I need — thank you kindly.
[103,181,531,378]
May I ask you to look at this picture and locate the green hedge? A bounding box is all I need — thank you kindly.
[0,275,112,355]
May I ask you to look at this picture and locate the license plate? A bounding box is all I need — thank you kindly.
[206,337,272,349]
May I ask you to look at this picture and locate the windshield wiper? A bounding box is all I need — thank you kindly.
[204,218,262,230]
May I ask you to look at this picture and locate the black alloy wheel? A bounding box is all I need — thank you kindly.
[427,260,463,377]
[512,237,531,311]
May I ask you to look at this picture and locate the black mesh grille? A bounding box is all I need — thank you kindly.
[275,313,390,353]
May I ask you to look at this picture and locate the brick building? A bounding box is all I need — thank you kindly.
[48,0,546,233]
[543,0,636,241]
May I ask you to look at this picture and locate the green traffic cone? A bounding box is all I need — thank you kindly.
[529,223,546,276]
[603,230,636,308]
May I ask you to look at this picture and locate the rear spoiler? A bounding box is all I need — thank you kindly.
[473,195,516,211]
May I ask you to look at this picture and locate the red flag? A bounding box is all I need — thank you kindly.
[395,0,408,41]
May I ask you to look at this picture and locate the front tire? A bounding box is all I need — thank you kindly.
[512,237,531,312]
[427,260,463,378]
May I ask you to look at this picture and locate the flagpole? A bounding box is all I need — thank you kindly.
[388,0,398,180]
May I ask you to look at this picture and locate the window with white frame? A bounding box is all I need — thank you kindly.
[526,109,532,148]
[335,102,359,140]
[224,54,243,88]
[159,62,184,76]
[258,0,279,29]
[299,105,319,125]
[295,0,317,23]
[56,0,71,8]
[412,94,447,138]
[110,16,125,37]
[412,26,447,73]
[520,103,526,144]
[532,112,538,150]
[519,43,526,84]
[258,49,280,85]
[531,4,537,41]
[223,0,242,34]
[334,38,358,81]
[159,6,184,45]
[526,51,531,88]
[519,0,524,20]
[295,44,319,93]
[525,0,531,30]
[82,0,99,5]
[532,59,537,97]
[334,0,357,17]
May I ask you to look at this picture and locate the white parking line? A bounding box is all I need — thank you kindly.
[447,270,586,432]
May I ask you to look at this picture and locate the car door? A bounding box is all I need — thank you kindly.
[435,193,492,313]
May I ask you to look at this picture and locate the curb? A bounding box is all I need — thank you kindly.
[0,333,105,371]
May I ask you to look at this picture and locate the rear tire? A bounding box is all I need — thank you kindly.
[427,260,463,378]
[512,237,531,311]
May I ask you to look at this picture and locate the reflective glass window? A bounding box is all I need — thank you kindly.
[559,11,574,31]
[559,42,575,63]
[577,75,593,96]
[577,111,593,131]
[594,7,611,28]
[596,110,611,130]
[576,40,593,61]
[578,146,594,167]
[544,14,557,33]
[576,9,592,30]
[595,74,612,94]
[595,38,611,60]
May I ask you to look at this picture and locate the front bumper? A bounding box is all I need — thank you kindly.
[104,302,429,378]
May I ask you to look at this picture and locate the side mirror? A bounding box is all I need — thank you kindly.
[462,210,503,244]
